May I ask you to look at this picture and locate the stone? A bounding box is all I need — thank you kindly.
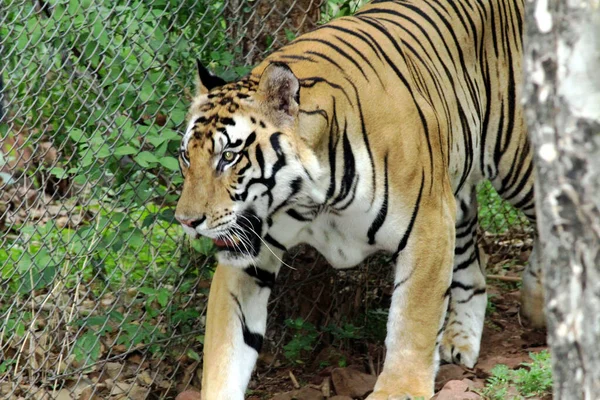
[176,390,202,400]
[435,364,470,391]
[330,368,376,398]
[270,387,324,400]
[433,379,482,400]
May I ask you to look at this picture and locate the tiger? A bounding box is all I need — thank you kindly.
[174,0,542,398]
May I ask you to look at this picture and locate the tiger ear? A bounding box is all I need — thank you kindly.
[257,62,300,126]
[196,59,227,95]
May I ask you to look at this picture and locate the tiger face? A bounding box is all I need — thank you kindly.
[175,63,324,267]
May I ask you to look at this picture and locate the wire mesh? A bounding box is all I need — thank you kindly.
[0,1,533,399]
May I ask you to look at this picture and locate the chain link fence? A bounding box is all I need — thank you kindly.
[0,1,533,399]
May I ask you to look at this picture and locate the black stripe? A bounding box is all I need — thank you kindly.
[269,177,303,216]
[454,239,475,256]
[319,25,384,63]
[243,328,264,353]
[393,270,414,291]
[265,234,287,252]
[332,119,357,206]
[512,186,534,210]
[367,154,389,245]
[244,266,276,289]
[458,288,486,304]
[231,294,264,353]
[299,76,352,104]
[450,281,478,291]
[293,38,369,81]
[325,98,340,201]
[393,169,426,260]
[299,108,329,121]
[286,209,311,221]
[499,140,527,193]
[454,252,477,272]
[245,131,256,147]
[505,161,533,202]
[305,50,345,71]
[220,117,236,126]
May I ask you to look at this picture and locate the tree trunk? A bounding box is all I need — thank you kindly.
[523,0,600,398]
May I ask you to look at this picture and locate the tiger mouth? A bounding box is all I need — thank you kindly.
[211,209,262,257]
[212,235,241,250]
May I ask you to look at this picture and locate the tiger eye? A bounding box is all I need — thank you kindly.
[223,151,235,162]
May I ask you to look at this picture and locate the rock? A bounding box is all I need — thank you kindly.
[476,354,528,374]
[435,364,471,391]
[176,390,202,400]
[329,396,353,400]
[444,380,470,392]
[331,368,376,398]
[433,379,482,400]
[311,346,348,370]
[462,378,485,391]
[271,387,324,400]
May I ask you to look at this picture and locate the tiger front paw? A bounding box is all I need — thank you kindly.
[439,328,480,369]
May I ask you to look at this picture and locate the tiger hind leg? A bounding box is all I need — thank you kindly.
[490,135,544,328]
[439,186,487,368]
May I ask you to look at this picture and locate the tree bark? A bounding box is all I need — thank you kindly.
[523,0,600,398]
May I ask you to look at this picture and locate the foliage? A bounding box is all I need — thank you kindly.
[320,0,370,23]
[283,318,319,364]
[283,317,366,364]
[477,181,530,234]
[481,351,553,399]
[363,308,389,343]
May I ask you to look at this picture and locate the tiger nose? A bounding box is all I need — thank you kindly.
[176,215,206,229]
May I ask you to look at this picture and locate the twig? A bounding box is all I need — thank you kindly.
[486,274,522,282]
[289,370,300,389]
[367,354,376,376]
[321,377,331,397]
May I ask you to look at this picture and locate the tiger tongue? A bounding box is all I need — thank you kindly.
[213,237,237,248]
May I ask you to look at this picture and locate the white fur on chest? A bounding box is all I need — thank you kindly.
[299,214,378,268]
[269,203,397,269]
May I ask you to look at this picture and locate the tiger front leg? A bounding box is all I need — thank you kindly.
[367,200,455,400]
[201,261,279,400]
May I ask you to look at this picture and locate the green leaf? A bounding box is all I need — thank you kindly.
[139,287,157,296]
[114,145,138,156]
[49,167,67,179]
[139,82,156,103]
[69,128,86,143]
[191,237,214,256]
[187,349,201,362]
[74,331,101,364]
[96,144,112,159]
[0,359,16,374]
[134,151,159,167]
[156,289,170,307]
[159,156,179,171]
[170,109,187,126]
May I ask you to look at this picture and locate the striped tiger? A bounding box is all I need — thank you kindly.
[174,0,541,398]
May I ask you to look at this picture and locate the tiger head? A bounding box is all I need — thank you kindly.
[175,61,325,266]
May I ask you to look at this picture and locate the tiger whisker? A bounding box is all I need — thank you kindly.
[237,214,295,270]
